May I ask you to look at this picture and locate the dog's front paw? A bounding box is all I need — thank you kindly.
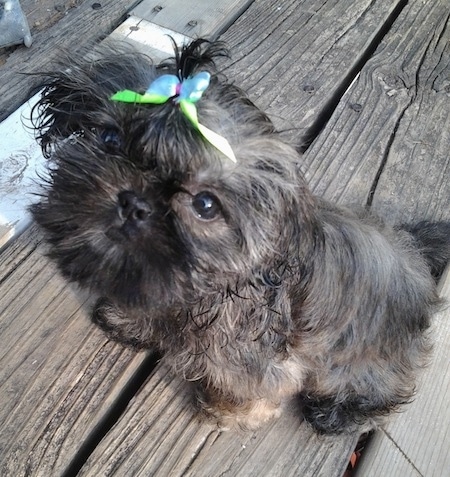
[196,387,282,431]
[92,298,153,350]
[92,297,121,332]
[232,399,282,431]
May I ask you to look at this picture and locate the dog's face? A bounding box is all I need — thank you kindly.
[31,40,316,308]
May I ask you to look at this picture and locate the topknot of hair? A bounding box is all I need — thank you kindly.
[159,38,229,80]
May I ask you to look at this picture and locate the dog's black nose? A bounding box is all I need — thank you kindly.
[117,191,152,224]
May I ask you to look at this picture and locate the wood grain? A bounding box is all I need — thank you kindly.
[369,7,450,222]
[357,433,421,477]
[0,229,150,476]
[131,0,254,38]
[185,412,357,477]
[218,0,407,143]
[0,225,41,283]
[78,365,217,476]
[301,0,450,219]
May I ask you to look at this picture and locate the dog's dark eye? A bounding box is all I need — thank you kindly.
[191,191,221,221]
[100,129,122,148]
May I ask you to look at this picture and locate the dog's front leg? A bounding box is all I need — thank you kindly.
[195,384,282,431]
[92,298,156,350]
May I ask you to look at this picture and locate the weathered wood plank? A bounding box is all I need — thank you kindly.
[131,0,254,39]
[357,435,421,477]
[79,365,357,477]
[0,0,142,123]
[0,225,41,283]
[356,267,450,476]
[369,14,450,222]
[0,229,150,476]
[297,2,450,471]
[301,0,450,219]
[185,413,357,477]
[78,365,217,476]
[0,94,42,250]
[106,16,191,61]
[218,0,407,142]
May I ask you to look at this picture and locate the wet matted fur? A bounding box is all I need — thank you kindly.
[30,40,450,434]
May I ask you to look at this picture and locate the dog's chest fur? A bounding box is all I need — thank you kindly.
[157,281,308,399]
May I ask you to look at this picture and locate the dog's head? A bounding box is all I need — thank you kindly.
[31,39,317,308]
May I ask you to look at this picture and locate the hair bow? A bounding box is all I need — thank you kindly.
[111,72,236,163]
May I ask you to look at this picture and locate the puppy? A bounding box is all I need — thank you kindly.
[30,39,450,434]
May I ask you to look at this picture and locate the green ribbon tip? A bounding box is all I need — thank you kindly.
[111,90,169,104]
[179,100,237,163]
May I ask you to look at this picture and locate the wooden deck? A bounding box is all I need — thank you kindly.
[0,0,449,475]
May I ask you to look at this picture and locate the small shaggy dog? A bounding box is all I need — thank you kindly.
[30,39,450,434]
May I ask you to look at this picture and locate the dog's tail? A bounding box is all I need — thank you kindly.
[402,221,450,281]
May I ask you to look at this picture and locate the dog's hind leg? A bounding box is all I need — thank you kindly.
[300,393,389,435]
[402,220,450,281]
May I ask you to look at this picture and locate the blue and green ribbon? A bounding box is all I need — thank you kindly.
[111,72,236,163]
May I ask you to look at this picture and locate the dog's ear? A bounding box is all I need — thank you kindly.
[31,70,94,157]
[30,46,155,158]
